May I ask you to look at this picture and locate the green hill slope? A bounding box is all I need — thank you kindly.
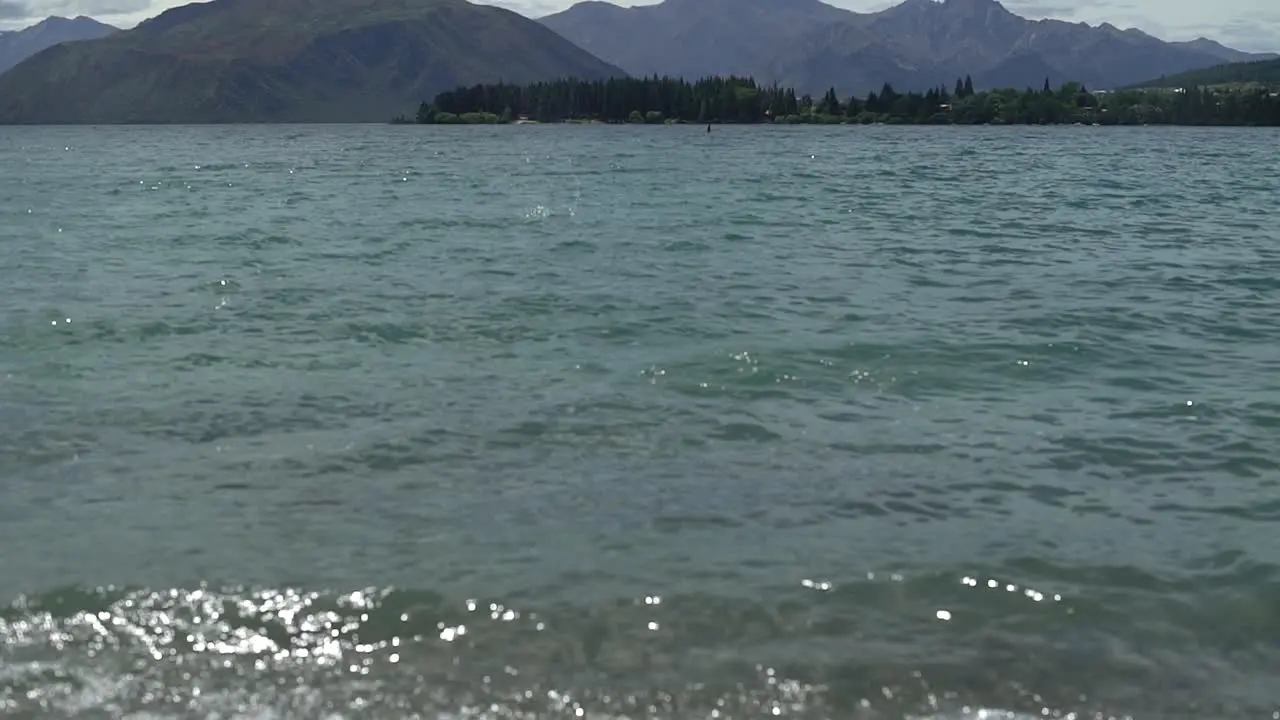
[1127,57,1280,89]
[0,0,626,123]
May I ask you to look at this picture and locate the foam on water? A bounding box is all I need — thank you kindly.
[1,574,1270,718]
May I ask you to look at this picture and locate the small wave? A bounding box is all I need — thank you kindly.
[2,573,1272,718]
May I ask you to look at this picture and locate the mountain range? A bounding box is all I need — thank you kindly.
[0,0,623,123]
[540,0,1277,95]
[0,0,1274,124]
[0,15,116,74]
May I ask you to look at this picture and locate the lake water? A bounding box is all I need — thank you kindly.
[1,124,1277,719]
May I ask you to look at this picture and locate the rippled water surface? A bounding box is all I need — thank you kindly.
[1,124,1278,719]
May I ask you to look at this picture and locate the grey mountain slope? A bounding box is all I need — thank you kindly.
[0,16,117,75]
[1172,37,1278,63]
[541,0,851,80]
[763,21,953,98]
[974,50,1067,90]
[0,0,626,123]
[540,0,1274,95]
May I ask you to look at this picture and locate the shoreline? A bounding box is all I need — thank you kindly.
[389,118,1279,128]
[0,119,1272,128]
[410,75,1280,128]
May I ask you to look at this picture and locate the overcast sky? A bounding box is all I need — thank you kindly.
[1,0,1277,52]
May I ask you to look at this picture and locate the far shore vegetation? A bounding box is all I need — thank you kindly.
[396,74,1280,127]
[1126,57,1280,91]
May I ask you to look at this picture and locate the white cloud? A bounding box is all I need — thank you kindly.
[0,0,160,23]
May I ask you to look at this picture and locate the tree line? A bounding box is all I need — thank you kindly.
[404,74,1280,127]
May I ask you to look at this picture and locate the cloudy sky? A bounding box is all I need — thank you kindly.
[1,0,1277,52]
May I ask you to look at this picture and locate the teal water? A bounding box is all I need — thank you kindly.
[1,124,1278,719]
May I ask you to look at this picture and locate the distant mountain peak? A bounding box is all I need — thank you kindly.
[0,0,627,123]
[0,13,118,74]
[894,0,999,5]
[33,15,111,25]
[946,0,1016,14]
[1185,36,1227,48]
[925,0,1010,10]
[540,0,1274,98]
[882,0,1014,19]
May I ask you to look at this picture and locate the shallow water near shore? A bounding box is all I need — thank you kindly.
[1,124,1278,718]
